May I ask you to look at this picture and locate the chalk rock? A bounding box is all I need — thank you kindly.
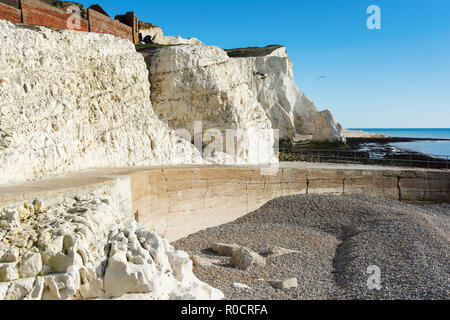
[211,243,240,257]
[265,246,299,257]
[0,263,19,282]
[79,278,103,299]
[43,272,79,300]
[0,282,9,299]
[230,247,266,270]
[19,252,42,278]
[139,21,203,45]
[0,193,224,300]
[25,277,45,300]
[143,45,278,164]
[1,248,20,263]
[104,251,150,298]
[233,283,251,290]
[48,252,83,273]
[268,278,298,289]
[190,255,218,267]
[0,20,202,185]
[313,110,345,143]
[4,278,35,300]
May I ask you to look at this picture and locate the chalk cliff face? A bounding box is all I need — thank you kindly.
[0,191,224,300]
[143,45,277,164]
[0,21,202,185]
[143,43,343,163]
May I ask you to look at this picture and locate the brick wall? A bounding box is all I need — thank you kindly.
[0,0,136,43]
[115,11,139,44]
[21,0,88,31]
[88,8,132,42]
[0,2,21,23]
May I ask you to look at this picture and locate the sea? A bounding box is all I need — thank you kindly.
[350,128,450,158]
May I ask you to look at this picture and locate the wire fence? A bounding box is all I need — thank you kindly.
[279,148,450,170]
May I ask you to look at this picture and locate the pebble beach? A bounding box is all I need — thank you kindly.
[174,194,450,300]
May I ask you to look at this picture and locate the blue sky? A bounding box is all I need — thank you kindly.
[78,0,450,128]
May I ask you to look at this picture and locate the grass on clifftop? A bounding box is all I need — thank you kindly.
[135,43,178,51]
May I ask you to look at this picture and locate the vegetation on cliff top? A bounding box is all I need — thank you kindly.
[224,45,284,58]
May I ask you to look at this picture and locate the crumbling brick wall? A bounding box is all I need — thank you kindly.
[0,1,21,23]
[21,0,89,31]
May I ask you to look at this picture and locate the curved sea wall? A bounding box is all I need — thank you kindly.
[0,20,202,185]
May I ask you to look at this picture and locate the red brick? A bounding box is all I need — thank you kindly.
[88,8,132,42]
[0,2,21,23]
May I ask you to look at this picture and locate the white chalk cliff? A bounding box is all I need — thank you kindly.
[0,21,202,186]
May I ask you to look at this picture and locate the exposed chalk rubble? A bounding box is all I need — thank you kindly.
[190,255,219,268]
[142,44,277,164]
[211,243,240,257]
[0,194,224,300]
[0,19,345,185]
[210,243,267,270]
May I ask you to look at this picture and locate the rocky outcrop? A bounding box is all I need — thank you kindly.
[313,110,345,143]
[142,43,343,163]
[142,44,277,164]
[230,247,266,270]
[0,192,224,300]
[0,20,202,185]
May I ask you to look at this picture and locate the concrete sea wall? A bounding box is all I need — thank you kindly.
[1,164,448,242]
